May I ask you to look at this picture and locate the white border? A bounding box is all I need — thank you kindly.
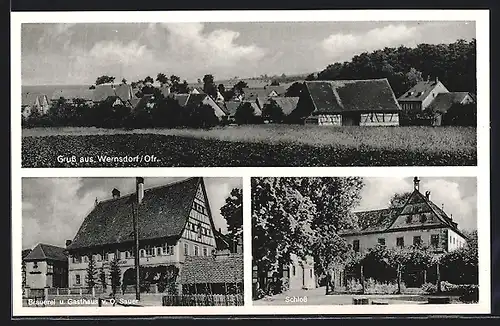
[11,9,490,316]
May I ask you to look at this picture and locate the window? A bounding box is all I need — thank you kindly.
[33,262,38,269]
[310,269,313,278]
[184,243,189,256]
[202,247,208,256]
[431,234,439,247]
[72,255,82,264]
[453,237,456,245]
[194,245,199,256]
[104,253,109,261]
[292,265,296,276]
[140,249,145,258]
[420,214,427,223]
[47,263,53,274]
[96,254,102,262]
[396,237,404,248]
[145,246,154,256]
[378,238,386,246]
[75,274,81,285]
[353,240,360,252]
[406,215,412,223]
[83,256,88,263]
[413,236,422,246]
[197,223,202,238]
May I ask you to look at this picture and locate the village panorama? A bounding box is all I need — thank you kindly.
[20,22,477,167]
[22,177,244,307]
[252,177,479,306]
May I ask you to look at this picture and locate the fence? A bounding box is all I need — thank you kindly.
[162,294,243,306]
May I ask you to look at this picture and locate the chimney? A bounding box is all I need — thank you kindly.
[136,177,144,204]
[435,76,439,83]
[65,240,72,248]
[95,197,98,207]
[425,191,431,200]
[112,188,120,199]
[413,177,420,192]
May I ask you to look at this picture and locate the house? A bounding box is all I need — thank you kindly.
[180,251,243,296]
[23,243,68,289]
[174,93,227,119]
[21,93,50,116]
[50,88,94,105]
[426,92,476,126]
[22,249,32,289]
[262,97,300,120]
[223,101,241,122]
[397,77,449,112]
[294,79,401,126]
[339,177,468,254]
[64,178,220,292]
[287,254,316,290]
[92,83,138,108]
[242,87,280,104]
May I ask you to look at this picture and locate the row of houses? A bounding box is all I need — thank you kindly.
[22,77,476,126]
[23,178,243,297]
[254,177,468,292]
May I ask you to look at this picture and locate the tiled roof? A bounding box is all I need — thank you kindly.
[398,80,448,102]
[92,84,117,102]
[24,243,68,262]
[224,101,241,116]
[305,79,401,114]
[173,94,190,107]
[67,178,202,250]
[265,97,300,116]
[185,93,207,108]
[427,92,475,114]
[180,253,243,284]
[340,189,464,237]
[22,93,49,107]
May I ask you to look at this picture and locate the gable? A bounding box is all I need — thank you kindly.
[202,96,226,118]
[387,190,454,231]
[181,181,217,247]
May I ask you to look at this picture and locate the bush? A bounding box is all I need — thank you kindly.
[346,279,363,293]
[421,282,437,294]
[364,278,405,294]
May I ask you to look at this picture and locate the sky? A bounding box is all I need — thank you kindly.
[21,21,475,85]
[21,177,242,250]
[356,177,477,231]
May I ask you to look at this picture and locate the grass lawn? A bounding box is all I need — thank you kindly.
[21,125,477,167]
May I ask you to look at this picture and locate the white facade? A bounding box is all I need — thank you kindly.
[288,254,315,290]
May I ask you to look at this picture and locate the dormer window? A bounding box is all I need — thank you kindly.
[406,215,412,223]
[416,91,423,96]
[420,214,427,223]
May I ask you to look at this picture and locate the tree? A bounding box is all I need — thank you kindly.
[99,266,107,290]
[85,255,98,292]
[220,188,243,242]
[109,257,121,295]
[389,191,412,209]
[233,81,248,95]
[156,73,169,86]
[95,75,115,85]
[187,104,219,128]
[252,178,317,279]
[144,76,154,84]
[218,83,226,95]
[121,78,127,85]
[442,103,477,126]
[203,74,218,99]
[234,102,256,124]
[89,85,96,90]
[262,99,285,123]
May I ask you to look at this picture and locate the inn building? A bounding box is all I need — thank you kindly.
[65,177,220,290]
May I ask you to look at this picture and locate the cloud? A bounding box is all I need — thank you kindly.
[37,23,76,52]
[321,24,419,60]
[357,177,412,211]
[153,23,266,69]
[88,40,154,66]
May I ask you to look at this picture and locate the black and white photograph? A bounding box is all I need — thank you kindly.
[21,177,243,307]
[20,20,478,167]
[252,177,480,306]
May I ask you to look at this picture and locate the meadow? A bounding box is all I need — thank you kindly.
[21,125,477,167]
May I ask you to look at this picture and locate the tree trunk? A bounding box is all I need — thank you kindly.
[325,273,330,295]
[360,265,365,294]
[397,264,402,294]
[436,262,441,293]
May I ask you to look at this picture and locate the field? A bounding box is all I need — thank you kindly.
[21,125,477,167]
